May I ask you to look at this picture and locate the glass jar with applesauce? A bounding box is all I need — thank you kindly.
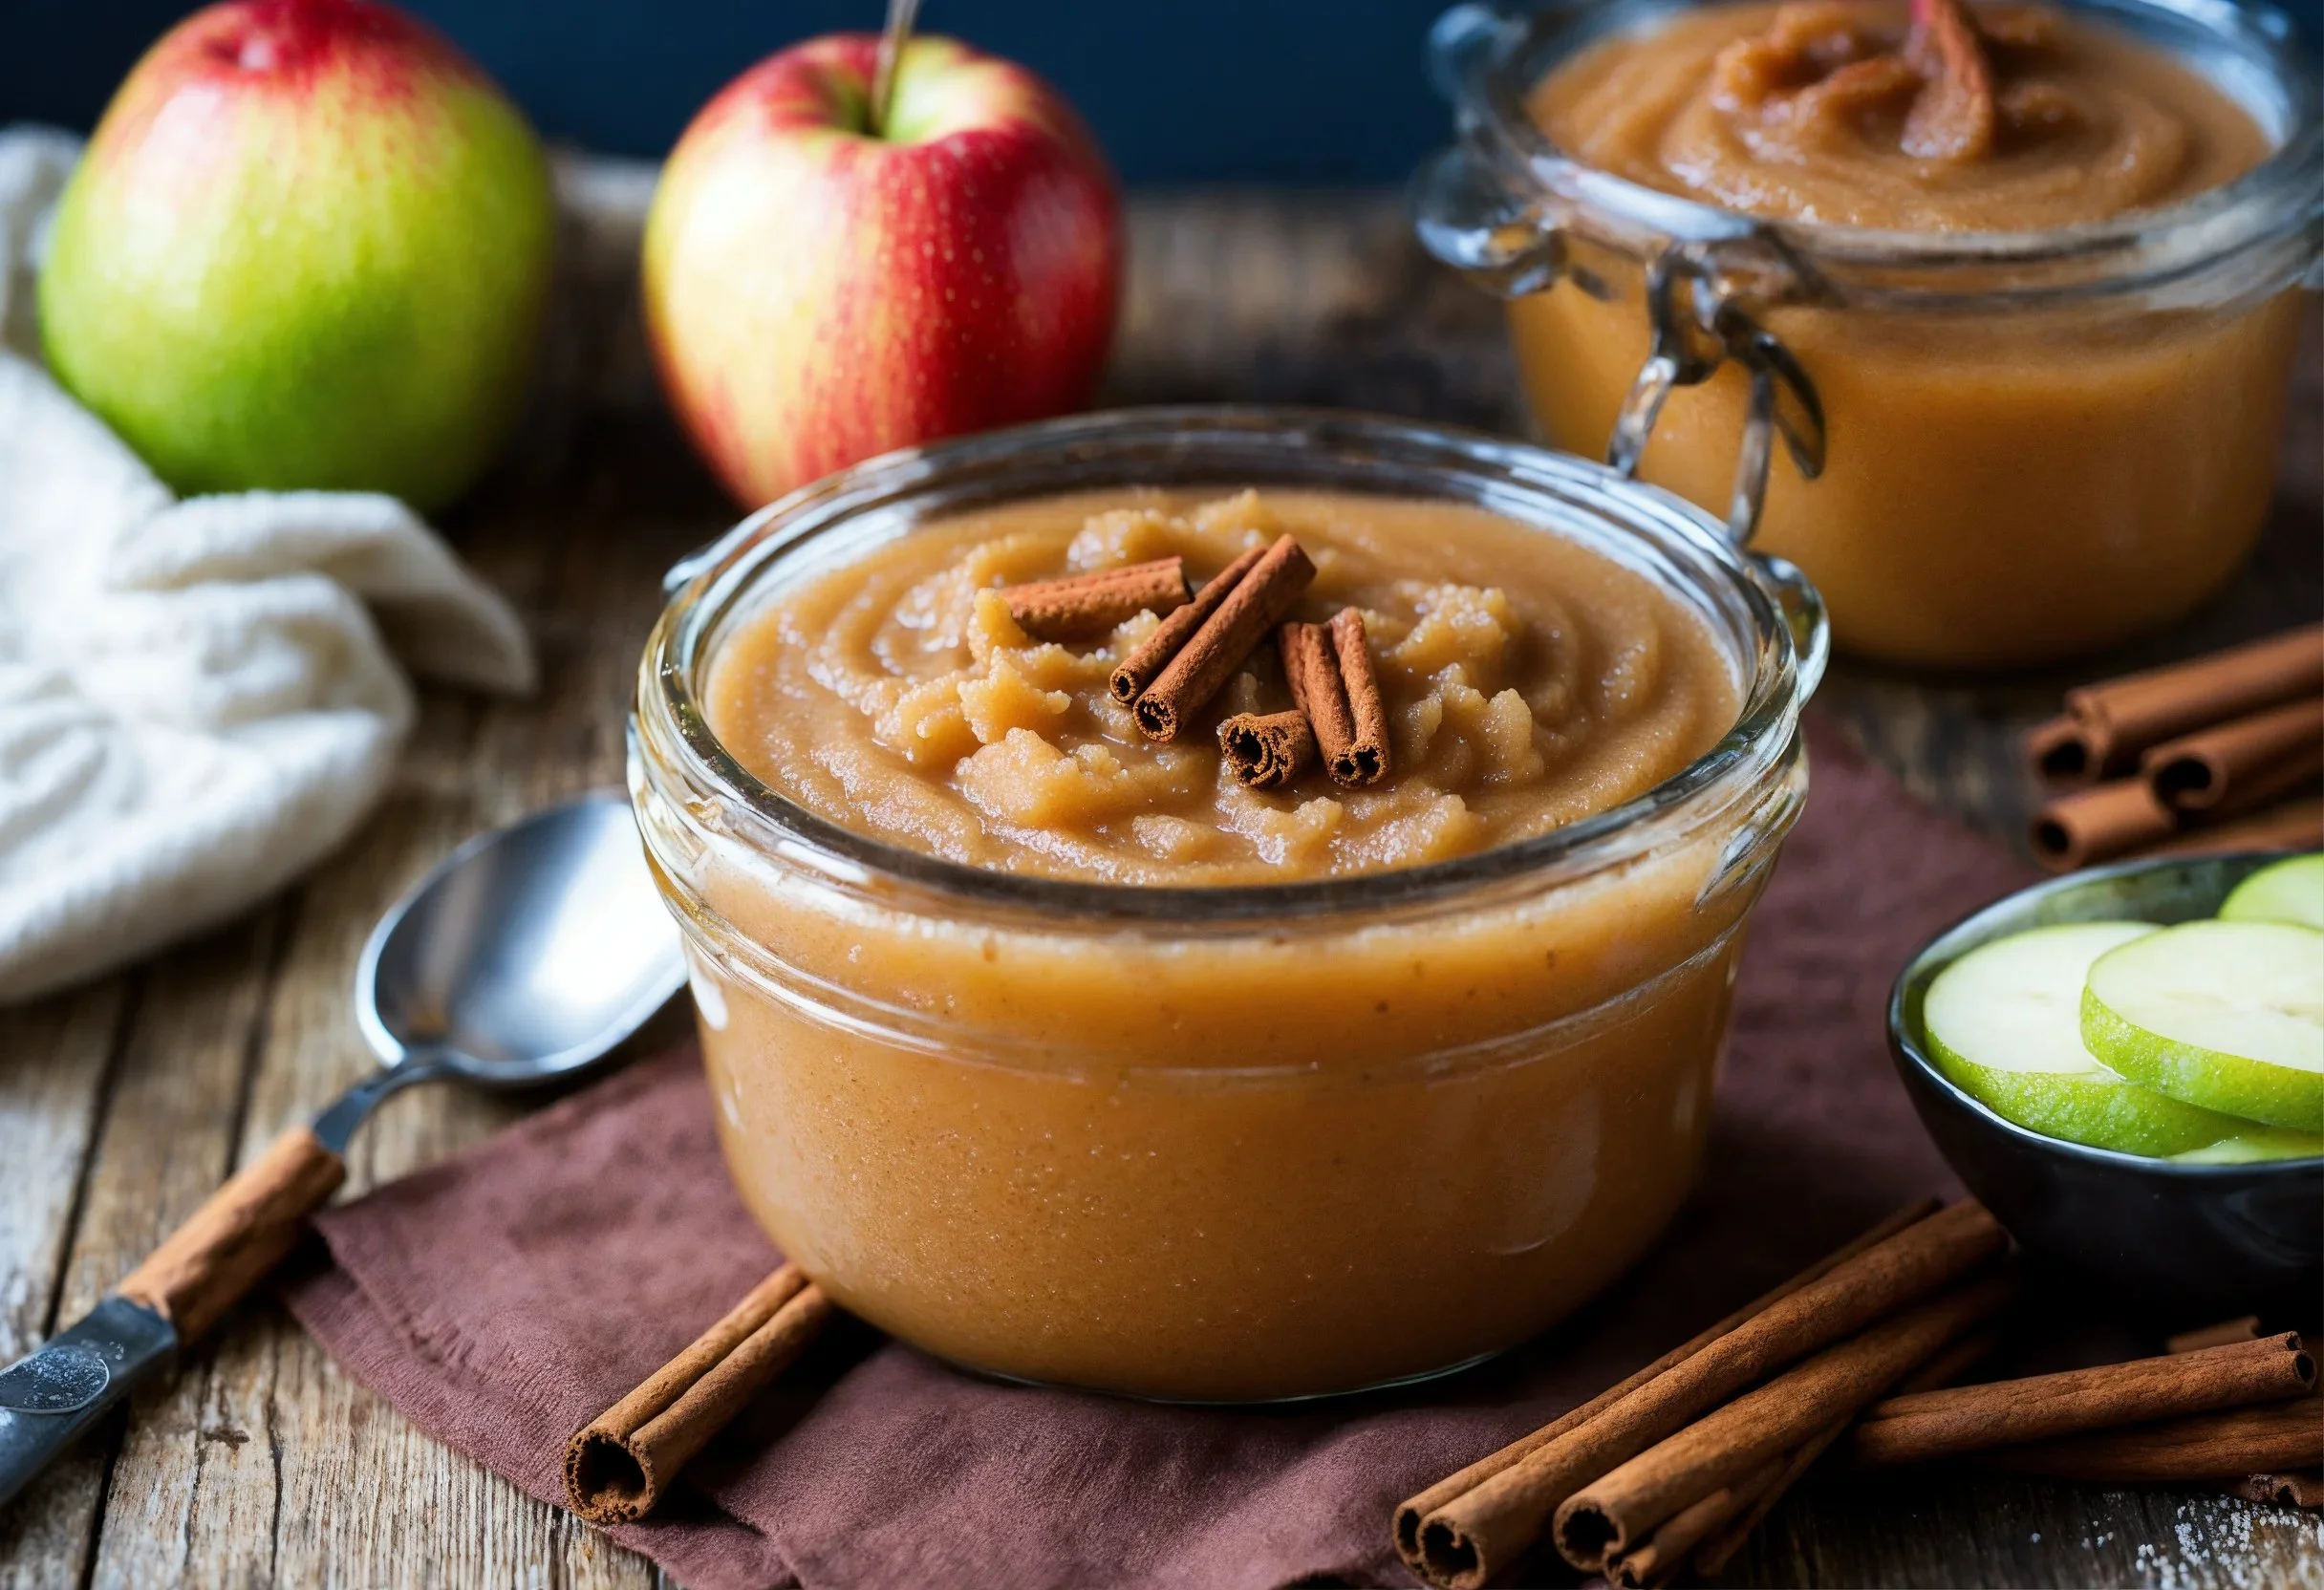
[1414,0,2322,670]
[631,410,1824,1403]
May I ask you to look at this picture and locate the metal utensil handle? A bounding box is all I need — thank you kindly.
[116,1125,348,1344]
[0,1296,178,1509]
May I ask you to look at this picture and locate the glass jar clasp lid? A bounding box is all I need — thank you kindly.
[1609,242,1827,546]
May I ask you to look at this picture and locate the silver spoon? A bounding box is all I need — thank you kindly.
[0,793,686,1508]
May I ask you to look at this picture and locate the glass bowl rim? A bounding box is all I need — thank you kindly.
[1432,0,2324,276]
[634,405,1817,926]
[1886,851,2324,1176]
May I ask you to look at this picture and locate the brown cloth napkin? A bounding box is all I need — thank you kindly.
[284,714,2035,1590]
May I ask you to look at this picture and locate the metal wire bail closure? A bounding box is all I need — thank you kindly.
[1607,245,1826,545]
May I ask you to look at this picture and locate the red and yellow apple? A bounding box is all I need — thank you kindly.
[643,33,1121,507]
[39,0,555,511]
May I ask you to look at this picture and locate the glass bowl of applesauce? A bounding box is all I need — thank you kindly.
[631,408,1824,1402]
[1414,0,2322,670]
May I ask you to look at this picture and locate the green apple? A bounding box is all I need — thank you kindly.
[2219,853,2324,931]
[2082,921,2324,1131]
[2171,1127,2324,1164]
[38,0,554,511]
[1923,922,2248,1156]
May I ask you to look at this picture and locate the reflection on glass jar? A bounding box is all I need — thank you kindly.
[632,411,1823,1402]
[1417,0,2322,670]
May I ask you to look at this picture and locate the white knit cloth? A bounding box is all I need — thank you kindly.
[0,126,535,1003]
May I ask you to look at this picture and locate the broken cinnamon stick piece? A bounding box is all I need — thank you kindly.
[2224,1469,2324,1509]
[1000,557,1190,641]
[1902,0,1996,162]
[1853,1332,2316,1468]
[1130,535,1315,741]
[1391,1198,1939,1577]
[2144,697,2324,811]
[1109,546,1265,707]
[1329,608,1390,785]
[565,1263,832,1525]
[1219,710,1317,789]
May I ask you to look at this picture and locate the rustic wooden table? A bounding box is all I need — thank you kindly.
[2,184,2317,1590]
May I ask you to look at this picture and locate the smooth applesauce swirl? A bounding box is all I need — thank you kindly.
[704,488,1738,885]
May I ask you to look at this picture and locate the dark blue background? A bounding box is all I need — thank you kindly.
[7,1,2318,183]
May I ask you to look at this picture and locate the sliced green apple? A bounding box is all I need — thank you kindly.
[2219,853,2324,931]
[1924,922,2248,1156]
[2082,921,2324,1131]
[2171,1126,2324,1164]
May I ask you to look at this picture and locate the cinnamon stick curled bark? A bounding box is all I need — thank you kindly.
[1404,1198,2001,1590]
[565,1263,832,1525]
[1853,1332,2316,1468]
[1391,1198,1939,1577]
[1121,535,1315,741]
[1553,1274,2013,1570]
[1218,710,1316,789]
[2144,697,2324,812]
[1281,609,1391,787]
[1000,557,1190,641]
[2224,1469,2324,1509]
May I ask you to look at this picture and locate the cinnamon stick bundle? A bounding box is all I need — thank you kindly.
[1391,1198,1940,1572]
[1987,1395,2323,1483]
[565,1264,832,1525]
[1112,536,1314,741]
[2026,623,2324,786]
[1218,710,1316,789]
[999,557,1190,641]
[1853,1333,2316,1467]
[1400,1199,2002,1590]
[1280,609,1390,787]
[1555,1275,2013,1569]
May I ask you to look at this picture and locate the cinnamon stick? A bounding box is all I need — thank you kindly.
[1109,546,1264,706]
[1218,710,1317,789]
[2147,797,2324,858]
[1118,536,1315,741]
[1853,1332,2316,1468]
[1554,1274,2014,1569]
[1903,0,1996,162]
[1391,1198,1939,1576]
[1405,1199,2002,1590]
[1283,609,1393,786]
[2031,779,2177,872]
[2170,1316,2265,1354]
[1685,1326,2001,1579]
[1000,557,1190,641]
[565,1264,832,1525]
[2033,624,2324,784]
[2224,1469,2324,1508]
[2145,698,2324,811]
[1987,1396,2323,1483]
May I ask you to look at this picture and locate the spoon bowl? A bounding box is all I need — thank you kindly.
[357,793,686,1085]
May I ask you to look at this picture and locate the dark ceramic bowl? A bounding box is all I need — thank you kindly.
[1889,852,2322,1327]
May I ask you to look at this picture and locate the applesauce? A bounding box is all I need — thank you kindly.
[1416,0,2322,668]
[633,411,1823,1400]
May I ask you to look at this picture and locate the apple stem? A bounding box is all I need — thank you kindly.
[869,0,923,139]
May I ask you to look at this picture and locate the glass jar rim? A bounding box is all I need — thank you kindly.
[633,407,1822,927]
[1429,0,2324,289]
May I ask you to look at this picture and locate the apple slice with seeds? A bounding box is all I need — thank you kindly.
[1924,922,2247,1156]
[2081,921,2324,1131]
[2218,853,2324,931]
